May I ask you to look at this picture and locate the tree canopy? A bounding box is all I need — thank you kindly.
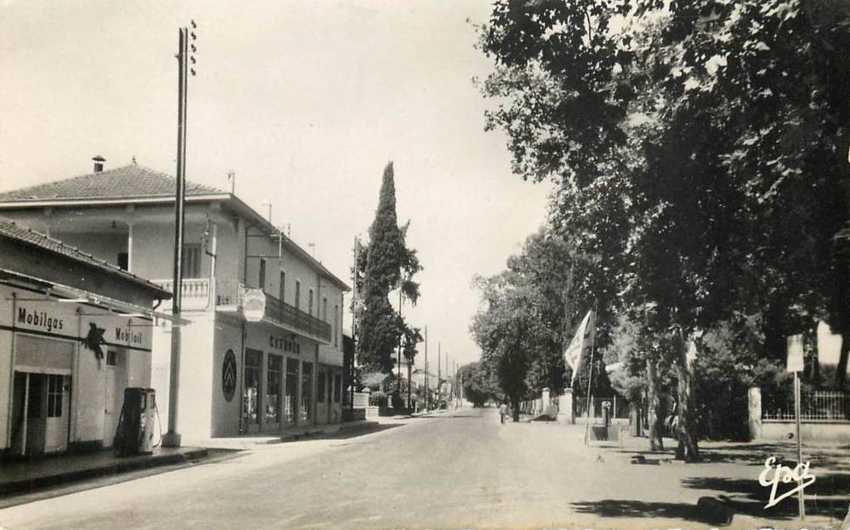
[356,162,423,374]
[475,0,850,460]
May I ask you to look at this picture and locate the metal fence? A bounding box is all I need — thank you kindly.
[762,390,850,422]
[574,396,631,420]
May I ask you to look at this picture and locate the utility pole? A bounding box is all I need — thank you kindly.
[437,342,441,405]
[424,326,428,411]
[397,288,403,399]
[349,236,360,409]
[163,20,197,448]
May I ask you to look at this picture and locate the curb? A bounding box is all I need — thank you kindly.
[0,448,208,497]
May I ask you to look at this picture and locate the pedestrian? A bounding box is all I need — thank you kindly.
[499,401,508,424]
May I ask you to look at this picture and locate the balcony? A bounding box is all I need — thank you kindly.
[244,288,332,343]
[153,278,213,311]
[151,279,331,343]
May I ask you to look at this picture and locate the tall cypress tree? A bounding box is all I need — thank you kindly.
[358,162,406,372]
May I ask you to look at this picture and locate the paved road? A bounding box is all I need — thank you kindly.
[0,408,840,529]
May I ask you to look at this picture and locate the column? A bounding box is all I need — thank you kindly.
[558,387,575,425]
[748,387,762,441]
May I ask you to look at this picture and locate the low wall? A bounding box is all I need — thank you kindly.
[749,387,850,442]
[760,420,850,442]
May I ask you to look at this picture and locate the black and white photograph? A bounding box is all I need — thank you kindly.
[1,1,850,529]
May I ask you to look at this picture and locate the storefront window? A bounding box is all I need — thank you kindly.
[285,358,299,424]
[243,349,262,425]
[301,361,313,422]
[266,354,282,423]
[317,369,326,403]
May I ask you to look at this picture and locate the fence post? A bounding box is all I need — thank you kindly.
[558,387,575,425]
[748,387,762,441]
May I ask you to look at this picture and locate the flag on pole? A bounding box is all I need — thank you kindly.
[565,310,595,385]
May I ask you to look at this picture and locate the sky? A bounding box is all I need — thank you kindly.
[0,0,553,369]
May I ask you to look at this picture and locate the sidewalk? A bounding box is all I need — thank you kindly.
[578,425,850,527]
[185,419,381,450]
[0,446,208,498]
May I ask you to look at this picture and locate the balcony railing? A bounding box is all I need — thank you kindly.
[262,291,332,343]
[152,278,332,343]
[153,278,212,311]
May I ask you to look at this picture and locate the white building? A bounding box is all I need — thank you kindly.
[0,160,350,440]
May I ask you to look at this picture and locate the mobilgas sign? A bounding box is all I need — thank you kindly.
[10,300,151,351]
[14,304,75,335]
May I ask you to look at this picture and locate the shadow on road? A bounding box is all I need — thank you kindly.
[571,499,704,522]
[682,474,850,521]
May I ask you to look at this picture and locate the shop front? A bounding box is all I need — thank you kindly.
[1,284,156,456]
[240,320,316,435]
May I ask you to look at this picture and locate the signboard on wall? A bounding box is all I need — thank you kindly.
[13,301,77,337]
[222,349,237,402]
[80,313,152,351]
[242,289,266,322]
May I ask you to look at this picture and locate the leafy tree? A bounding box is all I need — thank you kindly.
[357,162,423,374]
[459,361,500,407]
[477,0,850,461]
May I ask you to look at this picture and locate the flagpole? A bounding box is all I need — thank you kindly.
[583,301,598,447]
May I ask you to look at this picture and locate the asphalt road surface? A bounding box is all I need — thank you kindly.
[0,408,829,530]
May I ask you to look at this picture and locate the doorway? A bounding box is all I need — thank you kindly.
[102,350,127,447]
[11,372,70,456]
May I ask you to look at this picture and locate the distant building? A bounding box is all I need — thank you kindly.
[0,159,350,440]
[0,220,170,455]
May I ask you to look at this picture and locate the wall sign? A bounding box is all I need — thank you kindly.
[81,314,151,350]
[242,289,266,322]
[222,349,237,402]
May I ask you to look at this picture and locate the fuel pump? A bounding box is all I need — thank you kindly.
[114,387,157,456]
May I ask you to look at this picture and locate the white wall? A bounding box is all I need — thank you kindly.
[211,315,242,437]
[0,329,11,449]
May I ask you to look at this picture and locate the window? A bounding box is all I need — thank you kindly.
[259,259,266,291]
[106,350,118,366]
[334,305,339,348]
[47,374,64,417]
[334,374,342,403]
[322,297,328,322]
[182,244,201,279]
[300,362,313,422]
[244,349,262,425]
[285,358,299,424]
[295,281,301,310]
[317,369,326,403]
[279,271,286,302]
[308,289,314,316]
[117,252,129,271]
[266,355,282,423]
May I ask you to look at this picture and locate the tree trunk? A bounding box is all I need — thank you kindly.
[674,334,700,462]
[407,359,413,409]
[511,399,521,422]
[646,357,664,451]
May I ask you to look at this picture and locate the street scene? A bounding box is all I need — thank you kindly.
[3,0,850,529]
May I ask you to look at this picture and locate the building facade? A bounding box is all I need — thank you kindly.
[0,221,171,456]
[0,161,350,441]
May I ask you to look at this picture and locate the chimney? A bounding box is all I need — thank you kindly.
[92,155,106,173]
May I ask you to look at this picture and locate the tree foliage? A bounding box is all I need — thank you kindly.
[476,0,850,459]
[357,162,424,373]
